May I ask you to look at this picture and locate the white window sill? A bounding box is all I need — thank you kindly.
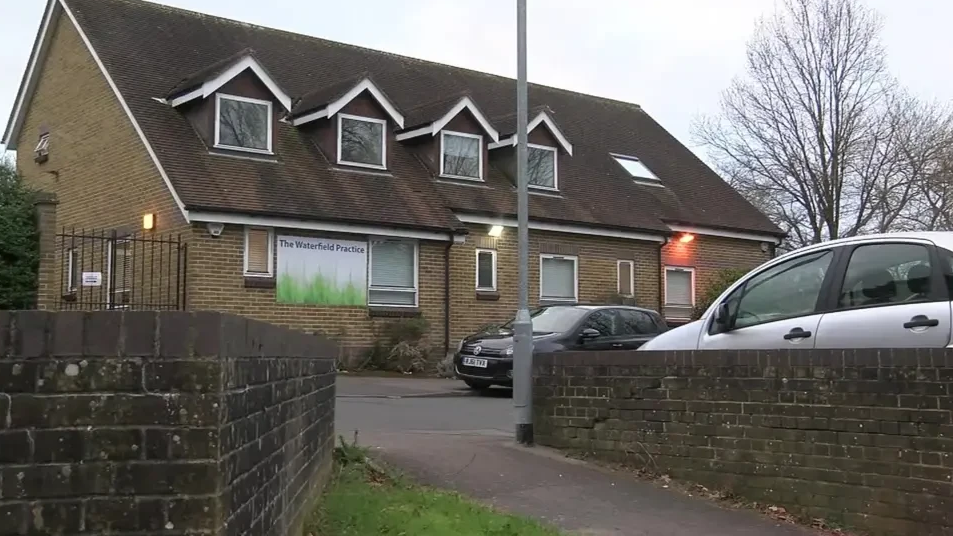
[213,144,274,156]
[440,173,483,182]
[244,272,274,278]
[339,159,387,171]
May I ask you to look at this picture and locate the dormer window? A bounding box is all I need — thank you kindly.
[440,131,482,180]
[528,144,557,190]
[612,154,659,183]
[215,94,272,154]
[338,114,386,169]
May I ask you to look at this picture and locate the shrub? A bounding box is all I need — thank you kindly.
[0,160,38,310]
[692,268,748,320]
[362,317,432,372]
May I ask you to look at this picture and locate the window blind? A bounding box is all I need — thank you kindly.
[618,261,633,296]
[541,257,575,300]
[666,269,692,305]
[370,241,416,305]
[477,251,494,289]
[246,229,270,274]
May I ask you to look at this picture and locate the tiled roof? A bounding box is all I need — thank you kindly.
[64,0,782,237]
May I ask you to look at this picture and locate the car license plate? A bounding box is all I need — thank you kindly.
[463,357,488,368]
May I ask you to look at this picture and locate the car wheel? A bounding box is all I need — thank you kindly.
[463,379,492,390]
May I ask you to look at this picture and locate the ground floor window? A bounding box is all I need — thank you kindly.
[476,249,497,291]
[664,266,695,320]
[617,260,634,297]
[108,239,132,309]
[244,227,274,277]
[540,254,577,302]
[369,239,418,306]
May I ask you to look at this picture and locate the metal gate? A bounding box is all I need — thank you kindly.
[56,228,187,310]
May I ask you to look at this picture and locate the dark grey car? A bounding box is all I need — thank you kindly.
[454,305,667,389]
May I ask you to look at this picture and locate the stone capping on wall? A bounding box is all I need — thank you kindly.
[533,348,953,536]
[0,310,338,536]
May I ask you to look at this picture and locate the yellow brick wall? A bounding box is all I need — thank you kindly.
[448,224,661,342]
[14,14,186,309]
[662,234,773,317]
[184,224,447,361]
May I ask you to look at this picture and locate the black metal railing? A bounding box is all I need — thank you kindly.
[56,228,187,311]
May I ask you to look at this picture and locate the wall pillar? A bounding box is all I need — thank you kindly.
[33,192,58,310]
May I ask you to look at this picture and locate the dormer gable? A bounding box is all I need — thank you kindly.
[165,49,292,111]
[396,96,499,142]
[289,76,404,128]
[489,108,573,156]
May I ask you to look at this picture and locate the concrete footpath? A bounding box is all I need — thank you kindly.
[336,377,821,536]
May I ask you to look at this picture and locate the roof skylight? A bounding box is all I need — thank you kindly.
[612,154,659,182]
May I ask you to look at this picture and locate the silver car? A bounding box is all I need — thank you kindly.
[641,232,953,350]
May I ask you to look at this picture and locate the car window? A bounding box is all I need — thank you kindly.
[583,310,622,337]
[940,249,953,297]
[619,309,658,335]
[727,250,833,330]
[835,243,933,310]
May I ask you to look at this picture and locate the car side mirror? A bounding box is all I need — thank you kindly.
[580,328,601,340]
[713,302,730,330]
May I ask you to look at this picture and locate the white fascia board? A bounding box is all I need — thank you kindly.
[455,213,665,243]
[170,56,293,111]
[289,108,328,126]
[395,125,432,141]
[190,211,462,242]
[530,112,573,156]
[326,79,404,128]
[487,111,573,155]
[3,0,60,149]
[59,0,189,222]
[430,97,500,142]
[667,224,782,245]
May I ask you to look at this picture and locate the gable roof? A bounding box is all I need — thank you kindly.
[397,95,500,142]
[165,48,293,110]
[489,109,573,156]
[10,0,782,239]
[289,75,405,128]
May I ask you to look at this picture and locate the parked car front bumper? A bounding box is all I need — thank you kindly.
[453,353,513,385]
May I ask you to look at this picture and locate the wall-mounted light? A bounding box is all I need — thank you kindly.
[142,213,155,231]
[678,233,695,244]
[488,225,504,238]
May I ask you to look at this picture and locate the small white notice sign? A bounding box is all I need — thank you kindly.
[81,272,103,287]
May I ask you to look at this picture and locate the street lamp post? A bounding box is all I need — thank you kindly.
[513,0,534,446]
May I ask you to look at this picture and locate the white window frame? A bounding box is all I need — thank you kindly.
[440,130,483,181]
[243,226,275,277]
[368,239,419,307]
[337,113,388,170]
[664,266,696,306]
[35,133,50,155]
[214,93,274,155]
[65,248,76,293]
[617,260,635,297]
[527,143,558,191]
[107,239,132,310]
[475,249,497,291]
[539,254,578,303]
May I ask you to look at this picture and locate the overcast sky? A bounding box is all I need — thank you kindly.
[2,0,952,158]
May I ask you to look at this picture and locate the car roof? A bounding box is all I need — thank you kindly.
[549,304,659,313]
[789,231,953,254]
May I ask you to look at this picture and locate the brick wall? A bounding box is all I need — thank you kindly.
[662,234,771,320]
[15,13,187,310]
[449,224,660,342]
[0,310,336,536]
[185,224,448,362]
[534,349,953,536]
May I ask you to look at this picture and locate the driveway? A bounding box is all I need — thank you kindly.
[336,378,816,536]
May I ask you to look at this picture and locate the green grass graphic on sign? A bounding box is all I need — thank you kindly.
[276,236,368,306]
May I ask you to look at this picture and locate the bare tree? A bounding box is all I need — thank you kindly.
[695,0,952,248]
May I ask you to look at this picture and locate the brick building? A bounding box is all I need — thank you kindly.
[4,0,783,358]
